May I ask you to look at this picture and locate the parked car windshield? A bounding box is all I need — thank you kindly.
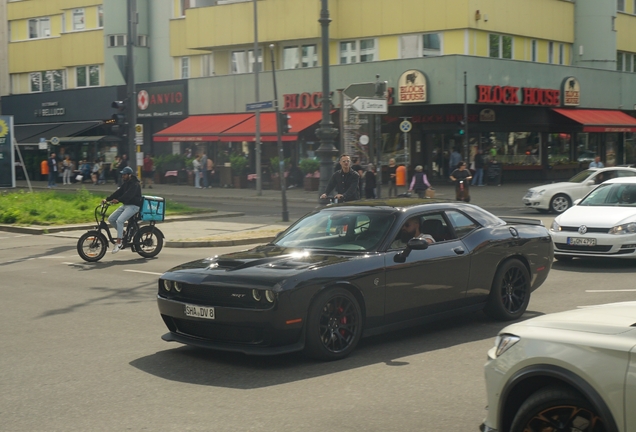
[579,183,636,207]
[568,170,595,183]
[273,209,396,252]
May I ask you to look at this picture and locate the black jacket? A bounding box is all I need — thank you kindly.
[324,169,360,201]
[107,176,143,206]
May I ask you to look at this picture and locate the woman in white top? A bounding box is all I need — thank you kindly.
[192,155,203,188]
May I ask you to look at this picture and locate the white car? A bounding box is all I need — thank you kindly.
[550,177,636,261]
[481,302,636,432]
[522,167,636,214]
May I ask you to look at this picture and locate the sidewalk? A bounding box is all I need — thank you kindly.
[5,179,547,248]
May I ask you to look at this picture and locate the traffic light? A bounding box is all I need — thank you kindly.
[111,100,127,136]
[458,120,465,136]
[278,112,291,134]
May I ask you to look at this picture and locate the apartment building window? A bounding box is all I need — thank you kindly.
[137,35,149,47]
[76,65,100,87]
[548,42,554,64]
[617,52,634,72]
[489,34,512,59]
[98,6,104,28]
[231,49,262,74]
[30,70,65,93]
[339,39,376,64]
[283,44,318,69]
[28,17,51,39]
[73,9,85,31]
[201,54,214,76]
[181,57,190,78]
[559,44,565,65]
[531,40,538,62]
[108,35,127,47]
[617,0,625,12]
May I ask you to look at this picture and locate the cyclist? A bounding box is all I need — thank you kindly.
[103,166,143,254]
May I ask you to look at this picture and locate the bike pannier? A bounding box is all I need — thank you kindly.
[140,195,165,221]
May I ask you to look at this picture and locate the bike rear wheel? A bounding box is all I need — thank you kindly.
[77,231,108,262]
[134,226,164,258]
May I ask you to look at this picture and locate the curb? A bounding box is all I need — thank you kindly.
[166,235,276,248]
[0,211,245,235]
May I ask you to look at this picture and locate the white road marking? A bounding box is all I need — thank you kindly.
[123,269,163,276]
[586,289,636,293]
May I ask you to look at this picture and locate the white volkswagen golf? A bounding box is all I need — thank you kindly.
[481,302,636,432]
[549,177,636,261]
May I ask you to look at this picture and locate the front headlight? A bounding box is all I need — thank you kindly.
[162,279,172,291]
[531,189,546,197]
[609,222,636,235]
[494,334,520,358]
[551,220,561,232]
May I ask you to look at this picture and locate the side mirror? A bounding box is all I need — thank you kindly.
[585,180,595,186]
[407,237,430,250]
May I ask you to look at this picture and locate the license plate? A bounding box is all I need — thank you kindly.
[184,304,215,320]
[568,237,597,246]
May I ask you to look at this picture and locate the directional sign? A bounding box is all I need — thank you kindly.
[399,120,412,133]
[350,97,388,114]
[50,136,60,145]
[343,82,376,99]
[246,101,273,111]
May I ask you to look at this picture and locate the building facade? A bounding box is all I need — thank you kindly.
[1,0,636,183]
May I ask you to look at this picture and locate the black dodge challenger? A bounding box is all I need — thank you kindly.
[157,199,553,360]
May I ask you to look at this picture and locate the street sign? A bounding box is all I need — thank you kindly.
[246,101,273,111]
[343,82,376,99]
[399,120,412,133]
[135,124,143,146]
[50,136,60,145]
[350,97,388,114]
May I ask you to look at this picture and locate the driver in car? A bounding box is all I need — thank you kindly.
[390,217,435,249]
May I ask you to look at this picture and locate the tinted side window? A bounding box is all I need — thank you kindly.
[420,212,452,242]
[445,210,478,238]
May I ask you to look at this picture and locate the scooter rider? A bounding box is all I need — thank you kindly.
[103,166,143,254]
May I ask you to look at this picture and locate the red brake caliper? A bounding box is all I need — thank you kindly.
[339,307,347,336]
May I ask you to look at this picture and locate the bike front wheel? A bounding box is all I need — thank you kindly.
[77,231,108,262]
[134,226,164,258]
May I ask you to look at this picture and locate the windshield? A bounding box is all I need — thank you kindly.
[568,170,594,183]
[579,183,636,207]
[273,209,396,252]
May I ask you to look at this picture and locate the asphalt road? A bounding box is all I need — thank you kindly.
[2,228,636,431]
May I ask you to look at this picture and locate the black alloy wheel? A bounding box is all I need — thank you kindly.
[485,259,530,321]
[510,386,608,432]
[134,226,164,258]
[77,231,108,262]
[304,287,362,361]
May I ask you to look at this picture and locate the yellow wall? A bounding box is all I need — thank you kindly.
[215,51,230,76]
[379,36,398,60]
[617,14,636,52]
[170,19,204,57]
[444,30,467,55]
[8,0,102,21]
[60,29,104,67]
[9,38,63,72]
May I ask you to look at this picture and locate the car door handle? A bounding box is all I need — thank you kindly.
[453,247,465,255]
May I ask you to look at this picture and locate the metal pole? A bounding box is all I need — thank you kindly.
[269,44,289,222]
[463,71,469,162]
[127,0,138,172]
[253,0,262,195]
[315,0,338,197]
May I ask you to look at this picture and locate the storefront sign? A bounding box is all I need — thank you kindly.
[561,77,581,106]
[476,85,560,106]
[137,82,187,118]
[34,101,65,117]
[398,70,427,103]
[480,109,496,122]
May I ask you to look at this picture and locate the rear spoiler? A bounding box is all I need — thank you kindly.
[500,216,544,227]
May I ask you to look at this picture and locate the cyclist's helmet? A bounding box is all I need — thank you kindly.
[121,166,134,175]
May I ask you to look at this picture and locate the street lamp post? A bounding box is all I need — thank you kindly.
[269,44,289,222]
[315,0,338,197]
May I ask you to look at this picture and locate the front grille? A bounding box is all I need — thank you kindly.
[159,282,271,309]
[560,226,610,233]
[554,243,612,252]
[173,318,268,345]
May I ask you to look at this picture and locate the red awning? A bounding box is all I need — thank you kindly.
[553,109,636,133]
[153,113,253,142]
[219,110,324,142]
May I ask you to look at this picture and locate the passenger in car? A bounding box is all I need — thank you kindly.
[390,217,435,249]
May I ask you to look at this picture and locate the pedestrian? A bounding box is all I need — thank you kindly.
[142,154,154,189]
[450,161,473,202]
[192,154,203,188]
[206,156,214,188]
[62,155,73,185]
[364,164,377,199]
[472,150,485,186]
[449,148,462,173]
[589,155,604,168]
[351,157,364,197]
[47,153,58,188]
[91,159,101,185]
[201,152,209,188]
[320,154,360,202]
[112,156,121,185]
[409,165,432,198]
[387,158,398,197]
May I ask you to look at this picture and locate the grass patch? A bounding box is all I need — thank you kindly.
[0,188,206,226]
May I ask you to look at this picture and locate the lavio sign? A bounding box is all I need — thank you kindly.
[0,116,15,188]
